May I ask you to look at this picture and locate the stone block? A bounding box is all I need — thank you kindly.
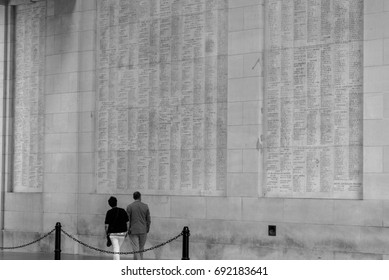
[61,133,79,153]
[227,102,242,125]
[171,196,206,219]
[61,52,79,73]
[44,173,78,193]
[359,227,389,254]
[68,72,79,93]
[45,54,61,75]
[364,93,383,119]
[240,245,281,260]
[54,73,70,94]
[364,40,383,66]
[243,100,260,124]
[61,32,79,53]
[364,146,383,172]
[385,12,389,38]
[44,133,61,153]
[79,71,95,92]
[244,52,263,77]
[46,153,78,173]
[385,93,389,118]
[2,230,45,253]
[43,193,77,214]
[364,66,389,93]
[242,197,284,222]
[77,214,105,235]
[146,195,170,218]
[228,29,263,55]
[364,0,384,14]
[54,0,77,16]
[282,223,335,251]
[45,35,55,56]
[228,8,244,31]
[284,199,334,225]
[79,51,95,71]
[364,120,389,146]
[228,0,262,8]
[228,77,261,102]
[45,94,61,113]
[78,194,108,215]
[43,213,77,234]
[4,211,42,232]
[79,30,95,51]
[244,5,262,29]
[61,93,78,113]
[228,55,243,78]
[46,16,56,37]
[79,153,94,173]
[5,193,42,212]
[227,125,244,149]
[45,74,55,94]
[384,146,389,172]
[47,112,78,133]
[79,10,96,31]
[79,132,94,152]
[80,91,96,112]
[75,0,96,12]
[80,111,94,132]
[242,149,259,172]
[364,13,384,40]
[363,174,389,199]
[228,125,259,149]
[78,173,95,193]
[227,149,242,172]
[206,197,242,220]
[149,217,189,242]
[382,201,389,226]
[281,247,335,260]
[334,200,383,227]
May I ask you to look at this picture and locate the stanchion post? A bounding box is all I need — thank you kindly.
[182,226,190,260]
[54,222,61,260]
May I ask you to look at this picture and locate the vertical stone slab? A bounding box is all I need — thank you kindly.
[12,1,46,192]
[95,0,229,196]
[263,0,364,199]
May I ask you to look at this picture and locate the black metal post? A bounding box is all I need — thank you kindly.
[181,226,190,260]
[54,222,61,260]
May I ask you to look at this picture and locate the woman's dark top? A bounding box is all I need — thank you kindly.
[104,207,129,233]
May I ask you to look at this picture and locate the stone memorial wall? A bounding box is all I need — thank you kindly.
[96,0,228,195]
[264,0,363,199]
[13,1,46,192]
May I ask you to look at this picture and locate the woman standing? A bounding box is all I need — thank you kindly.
[104,196,129,260]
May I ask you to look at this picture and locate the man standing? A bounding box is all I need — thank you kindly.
[126,191,151,260]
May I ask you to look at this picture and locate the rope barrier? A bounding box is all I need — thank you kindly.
[60,228,183,255]
[0,228,55,250]
[0,223,190,259]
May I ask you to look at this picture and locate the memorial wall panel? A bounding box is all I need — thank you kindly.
[13,2,46,192]
[96,0,228,195]
[264,0,363,199]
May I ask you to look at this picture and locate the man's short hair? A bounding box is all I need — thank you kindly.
[133,191,141,200]
[108,196,117,207]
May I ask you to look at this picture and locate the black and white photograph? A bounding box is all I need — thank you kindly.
[0,0,388,278]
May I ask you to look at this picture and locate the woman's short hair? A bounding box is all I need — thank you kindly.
[108,196,117,207]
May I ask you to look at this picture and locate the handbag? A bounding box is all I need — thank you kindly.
[106,234,112,247]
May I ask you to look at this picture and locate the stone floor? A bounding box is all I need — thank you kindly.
[0,251,118,260]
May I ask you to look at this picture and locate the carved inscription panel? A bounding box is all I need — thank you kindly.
[264,0,363,199]
[13,2,46,192]
[96,0,228,195]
